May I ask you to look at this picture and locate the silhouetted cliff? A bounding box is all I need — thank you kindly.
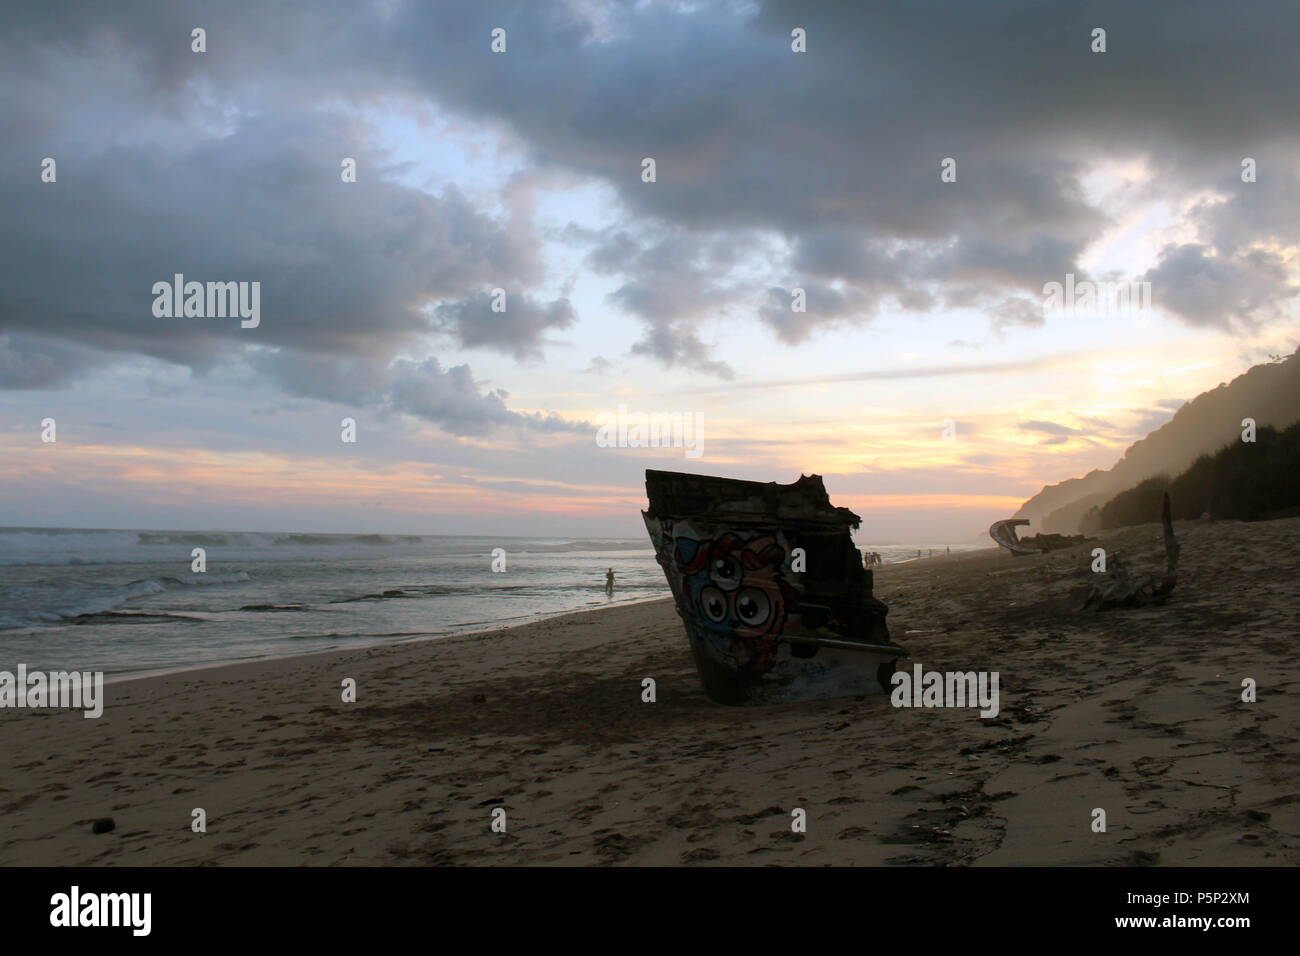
[1015,349,1300,532]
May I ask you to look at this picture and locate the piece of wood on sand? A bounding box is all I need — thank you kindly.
[1082,492,1179,611]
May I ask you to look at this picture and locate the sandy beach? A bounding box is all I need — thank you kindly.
[2,516,1296,866]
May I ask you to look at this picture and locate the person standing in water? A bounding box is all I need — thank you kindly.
[605,568,615,595]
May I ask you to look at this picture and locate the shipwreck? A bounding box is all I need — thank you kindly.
[643,469,905,706]
[989,518,1090,555]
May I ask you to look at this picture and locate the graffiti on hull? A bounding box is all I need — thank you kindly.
[643,469,905,705]
[673,531,796,676]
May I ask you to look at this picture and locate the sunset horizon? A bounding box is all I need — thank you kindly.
[3,344,1290,540]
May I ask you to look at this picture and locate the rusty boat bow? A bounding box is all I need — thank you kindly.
[642,469,905,705]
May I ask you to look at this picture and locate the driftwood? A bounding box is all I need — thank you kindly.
[1083,492,1180,611]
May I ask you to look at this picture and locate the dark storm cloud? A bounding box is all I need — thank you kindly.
[3,0,1298,395]
[387,359,583,436]
[1142,243,1298,330]
[386,0,1297,343]
[0,334,103,389]
[585,226,763,374]
[251,352,588,437]
[758,283,876,344]
[0,106,549,424]
[628,323,734,379]
[2,111,540,350]
[510,0,1295,349]
[432,291,576,361]
[0,3,568,430]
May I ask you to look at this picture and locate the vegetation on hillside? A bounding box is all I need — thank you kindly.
[1081,422,1300,530]
[1017,347,1300,532]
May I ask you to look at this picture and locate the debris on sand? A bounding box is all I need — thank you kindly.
[1083,493,1180,611]
[989,519,1089,555]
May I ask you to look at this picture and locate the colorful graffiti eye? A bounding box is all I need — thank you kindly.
[709,555,742,591]
[700,585,728,623]
[734,587,771,626]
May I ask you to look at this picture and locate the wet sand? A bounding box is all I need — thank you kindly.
[2,516,1296,865]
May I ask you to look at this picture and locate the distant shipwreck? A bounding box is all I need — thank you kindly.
[643,469,904,706]
[989,518,1089,555]
[991,498,1181,611]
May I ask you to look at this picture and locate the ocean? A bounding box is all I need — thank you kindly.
[0,528,980,677]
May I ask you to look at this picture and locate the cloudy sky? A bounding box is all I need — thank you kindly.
[2,0,1297,540]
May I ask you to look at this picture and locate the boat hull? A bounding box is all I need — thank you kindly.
[682,617,903,705]
[643,470,904,706]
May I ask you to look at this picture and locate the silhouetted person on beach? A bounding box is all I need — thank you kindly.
[605,568,615,595]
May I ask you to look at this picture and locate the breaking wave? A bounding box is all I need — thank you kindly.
[0,571,251,630]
